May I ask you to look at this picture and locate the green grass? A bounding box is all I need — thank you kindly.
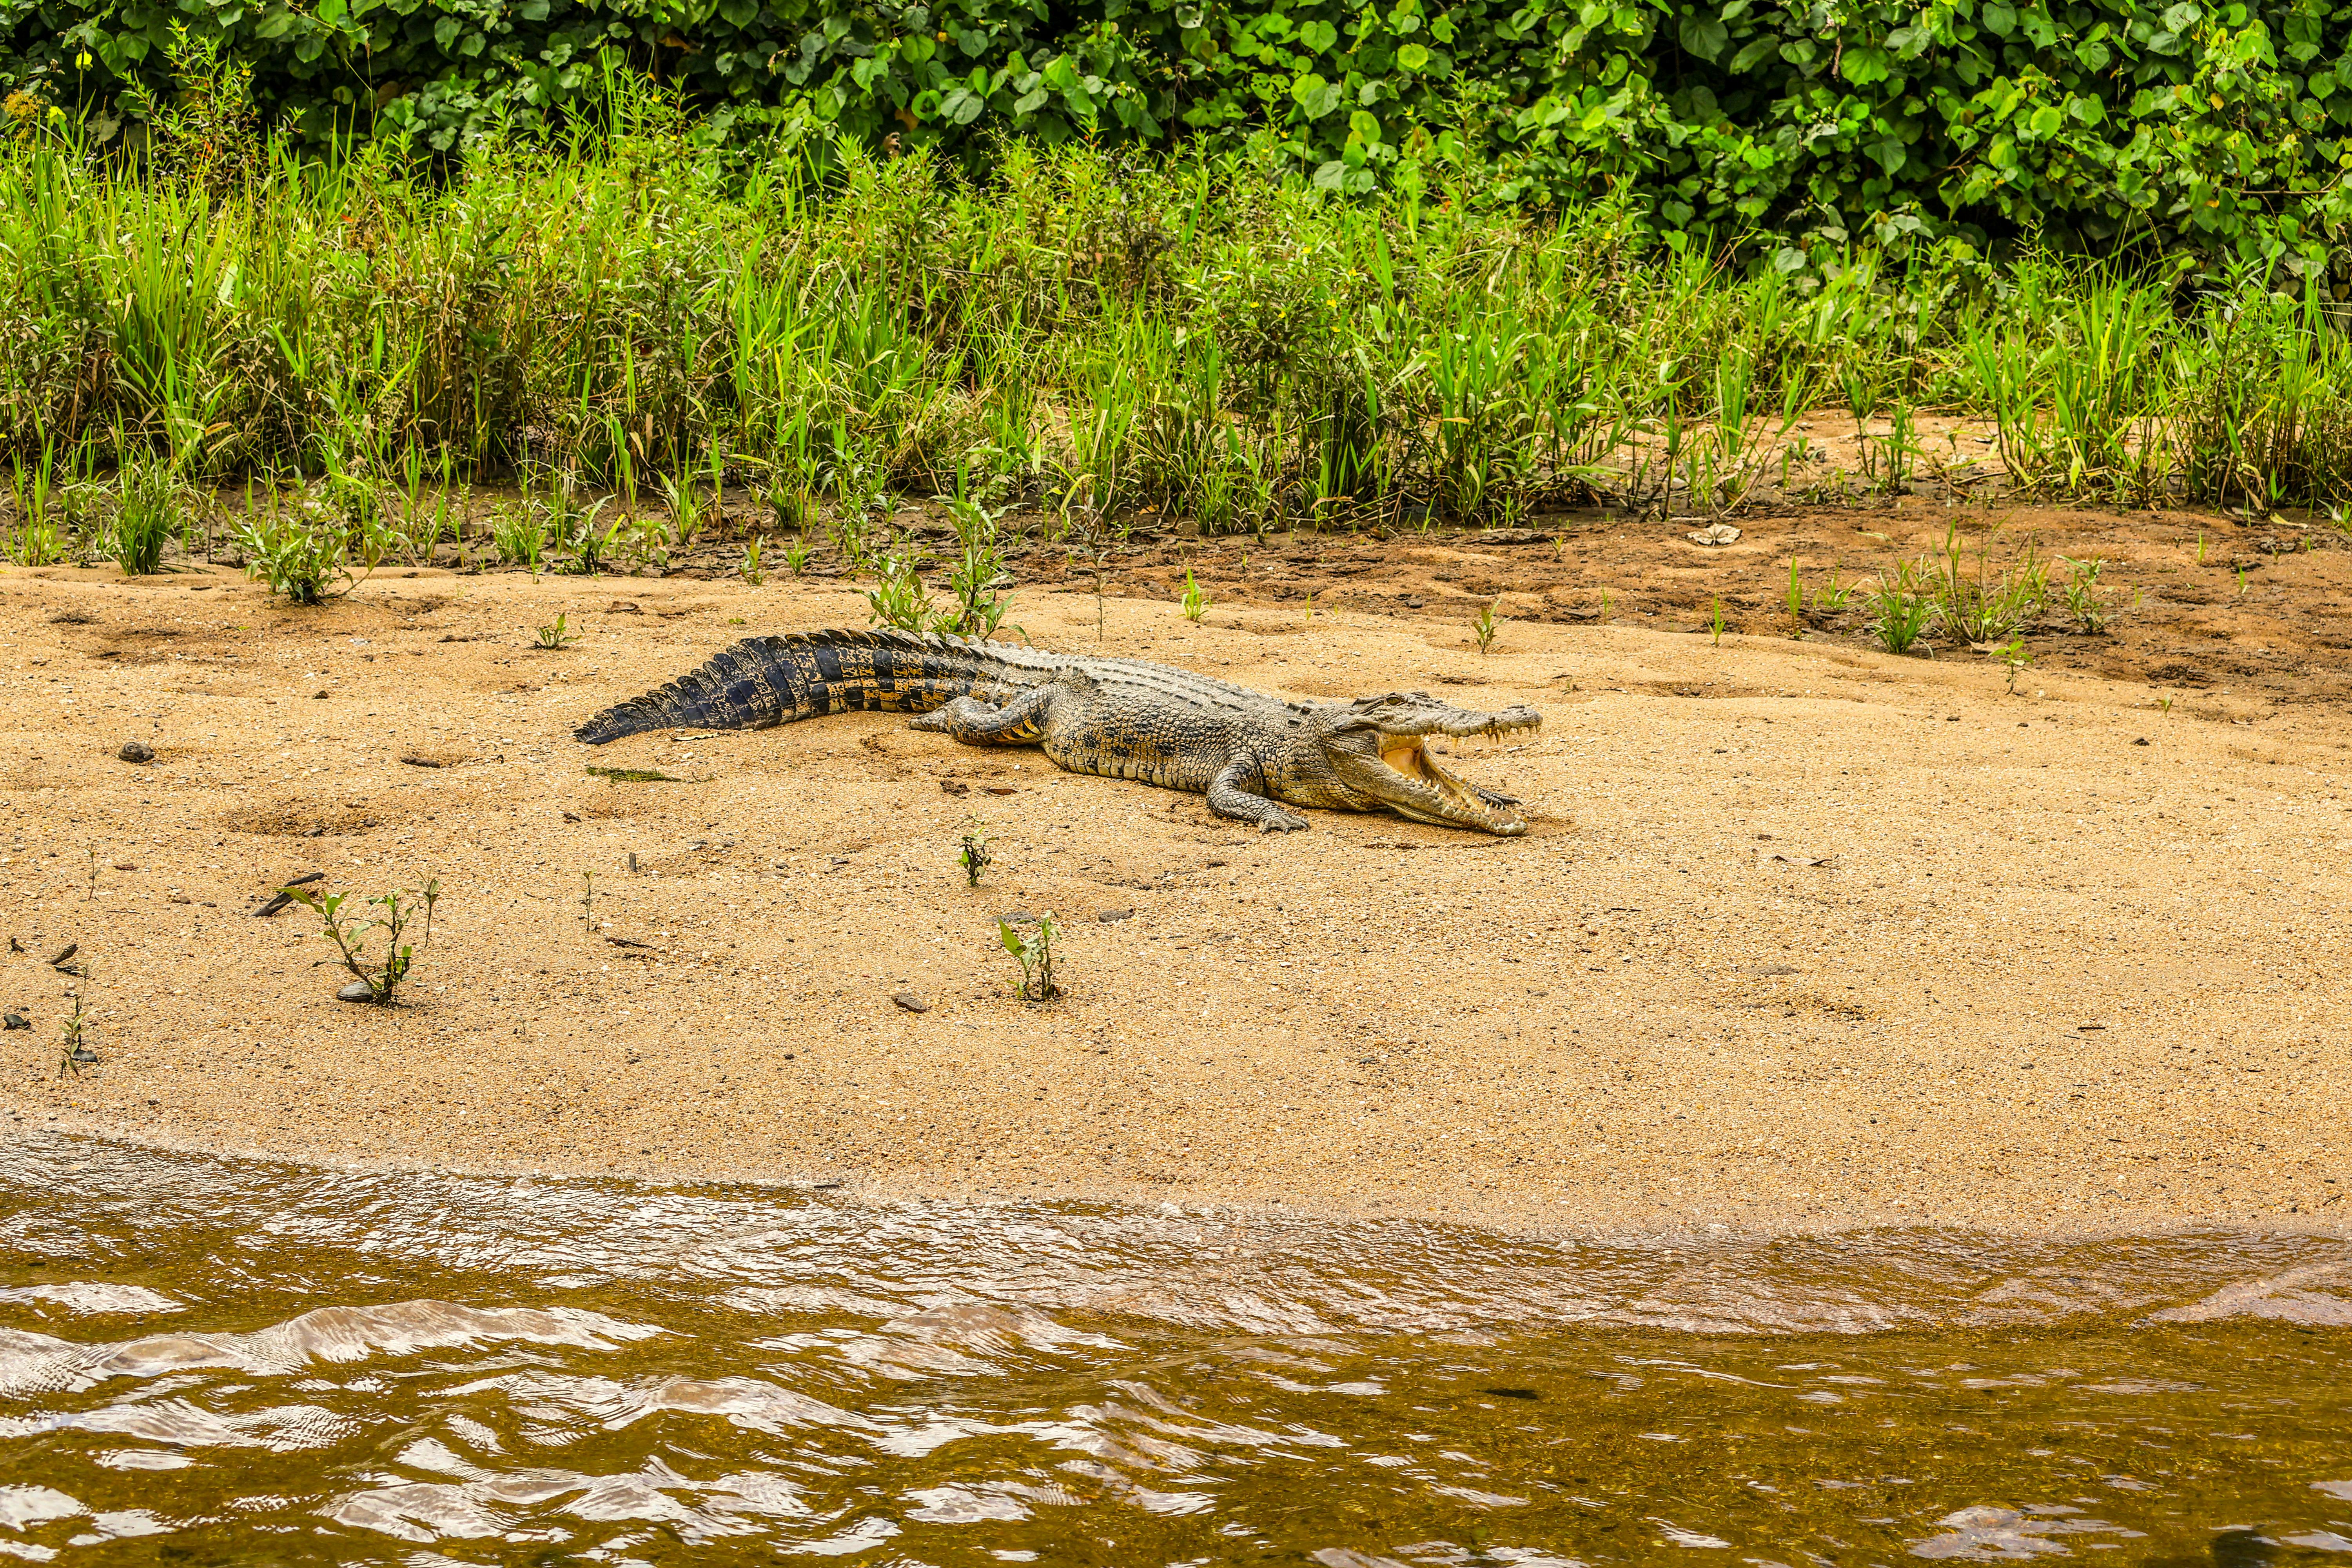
[4,86,2352,582]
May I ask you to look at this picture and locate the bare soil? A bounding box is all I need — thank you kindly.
[4,497,2349,1239]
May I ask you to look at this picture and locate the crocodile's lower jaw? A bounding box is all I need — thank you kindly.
[1376,740,1526,835]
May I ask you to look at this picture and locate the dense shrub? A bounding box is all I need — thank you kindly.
[4,0,2352,266]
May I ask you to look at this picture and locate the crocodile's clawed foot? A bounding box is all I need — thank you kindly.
[1258,810,1310,833]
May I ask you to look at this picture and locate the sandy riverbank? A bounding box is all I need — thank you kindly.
[2,554,2347,1237]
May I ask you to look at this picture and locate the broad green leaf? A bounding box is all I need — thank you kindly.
[1678,13,1728,60]
[1840,44,1891,84]
[1299,18,1336,51]
[1398,41,1430,69]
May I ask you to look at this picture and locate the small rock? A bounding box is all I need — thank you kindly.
[111,861,136,872]
[65,1047,98,1067]
[891,991,931,1013]
[336,980,379,1003]
[168,893,191,904]
[997,910,1038,926]
[312,690,329,700]
[2,1014,28,1031]
[608,600,643,614]
[2133,737,2150,746]
[118,740,154,763]
[939,780,969,796]
[984,784,1017,795]
[1686,523,1742,546]
[1097,909,1134,923]
[47,944,76,968]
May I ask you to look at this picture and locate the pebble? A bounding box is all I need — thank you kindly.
[1097,909,1134,923]
[892,991,931,1013]
[336,980,379,1003]
[118,740,154,763]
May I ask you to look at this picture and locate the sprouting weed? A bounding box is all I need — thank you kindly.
[938,466,1018,639]
[782,536,814,575]
[1866,559,1940,655]
[1181,567,1209,622]
[2234,564,2249,600]
[998,911,1060,1002]
[2060,555,2110,632]
[580,869,595,927]
[1785,558,1806,638]
[1598,589,1613,619]
[287,879,441,1005]
[2158,695,2173,716]
[866,551,936,632]
[1472,600,1498,655]
[490,502,548,577]
[1709,595,1726,647]
[56,968,94,1078]
[956,822,993,888]
[1993,635,2034,695]
[535,613,575,650]
[2196,531,2207,563]
[84,847,96,902]
[741,535,767,586]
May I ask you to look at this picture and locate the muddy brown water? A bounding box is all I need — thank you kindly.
[0,1136,2348,1565]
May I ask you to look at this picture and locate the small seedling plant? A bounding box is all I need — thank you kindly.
[998,911,1060,1002]
[56,969,94,1078]
[1993,636,2034,694]
[2061,556,2110,631]
[535,613,576,649]
[288,879,442,1004]
[1472,601,1499,654]
[957,822,993,887]
[1181,568,1209,622]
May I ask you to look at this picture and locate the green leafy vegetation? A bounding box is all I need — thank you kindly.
[13,0,2352,268]
[286,880,442,1006]
[998,911,1060,1002]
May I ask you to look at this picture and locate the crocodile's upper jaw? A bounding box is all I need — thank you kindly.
[1323,695,1541,835]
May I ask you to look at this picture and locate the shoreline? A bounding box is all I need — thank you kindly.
[5,556,2349,1240]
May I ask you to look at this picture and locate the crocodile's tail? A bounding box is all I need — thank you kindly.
[575,628,1054,746]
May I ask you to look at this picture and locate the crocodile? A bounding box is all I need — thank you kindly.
[575,628,1540,834]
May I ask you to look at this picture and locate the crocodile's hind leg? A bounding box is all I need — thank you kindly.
[1206,757,1308,833]
[907,685,1057,746]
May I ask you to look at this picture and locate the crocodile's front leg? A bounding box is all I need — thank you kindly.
[1206,755,1308,833]
[908,685,1057,745]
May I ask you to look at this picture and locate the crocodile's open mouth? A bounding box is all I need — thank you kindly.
[1314,700,1535,835]
[1372,736,1529,834]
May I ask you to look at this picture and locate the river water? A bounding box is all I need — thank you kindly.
[0,1134,2347,1564]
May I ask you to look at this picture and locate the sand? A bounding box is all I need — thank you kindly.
[3,536,2347,1238]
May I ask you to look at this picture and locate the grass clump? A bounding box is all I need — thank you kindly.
[1867,561,1941,656]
